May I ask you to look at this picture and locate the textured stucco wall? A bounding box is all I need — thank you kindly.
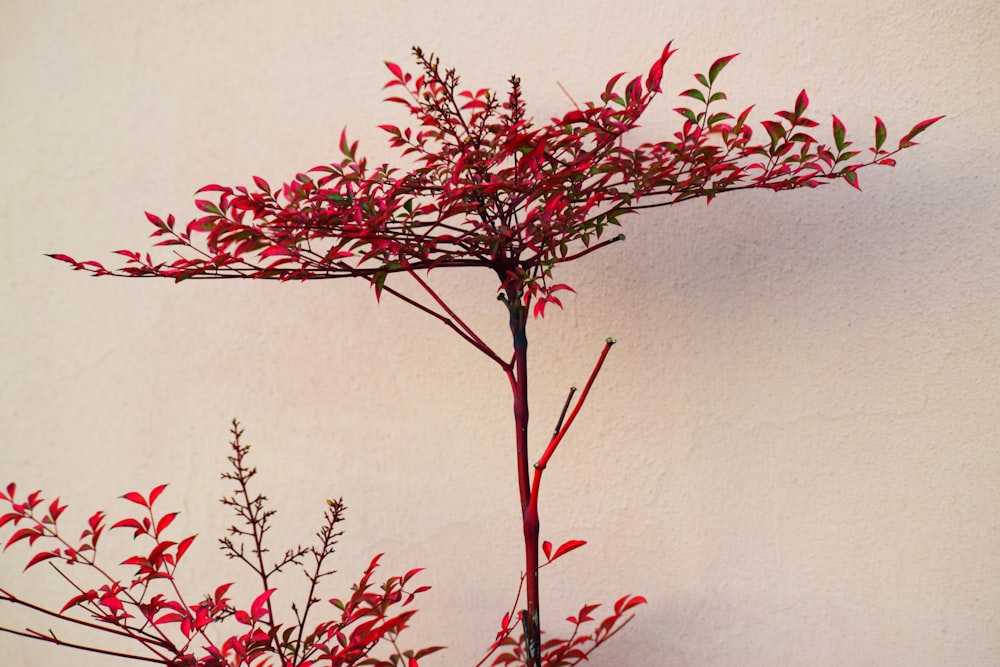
[2,2,998,665]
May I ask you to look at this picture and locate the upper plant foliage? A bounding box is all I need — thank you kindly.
[51,43,941,319]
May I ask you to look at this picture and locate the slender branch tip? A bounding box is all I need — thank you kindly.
[606,337,616,345]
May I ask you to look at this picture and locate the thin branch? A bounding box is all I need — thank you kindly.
[531,338,616,503]
[402,266,509,367]
[0,626,164,664]
[377,280,510,370]
[552,386,577,436]
[0,590,168,649]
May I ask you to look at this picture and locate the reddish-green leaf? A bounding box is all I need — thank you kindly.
[832,115,847,151]
[793,90,809,119]
[899,115,945,148]
[708,53,739,84]
[680,88,706,104]
[252,175,271,194]
[339,128,353,158]
[874,116,887,151]
[762,120,785,144]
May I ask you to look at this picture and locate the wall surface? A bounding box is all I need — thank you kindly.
[1,1,997,665]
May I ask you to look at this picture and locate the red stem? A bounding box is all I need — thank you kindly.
[530,338,616,503]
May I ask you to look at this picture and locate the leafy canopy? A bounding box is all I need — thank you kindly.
[52,44,941,320]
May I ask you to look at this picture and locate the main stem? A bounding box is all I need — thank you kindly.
[508,297,541,667]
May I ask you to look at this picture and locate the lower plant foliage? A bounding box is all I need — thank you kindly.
[1,421,641,666]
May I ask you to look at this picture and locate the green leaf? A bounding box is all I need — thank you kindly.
[372,271,388,301]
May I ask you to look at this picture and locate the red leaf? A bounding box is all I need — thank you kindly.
[213,582,233,603]
[111,517,145,536]
[121,491,148,508]
[5,527,40,548]
[250,588,275,622]
[614,594,647,614]
[61,590,97,613]
[121,555,150,568]
[24,550,59,571]
[550,539,587,562]
[603,72,626,100]
[155,512,178,537]
[542,540,553,561]
[646,43,672,95]
[87,511,105,531]
[624,76,643,105]
[195,184,231,195]
[148,484,168,507]
[48,498,66,522]
[899,115,944,148]
[175,534,196,562]
[385,61,403,81]
[47,254,81,267]
[572,603,600,624]
[153,612,186,626]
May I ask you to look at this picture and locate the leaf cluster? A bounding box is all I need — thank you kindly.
[0,422,438,666]
[50,44,941,323]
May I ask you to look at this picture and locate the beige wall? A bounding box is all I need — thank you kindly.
[2,1,997,665]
